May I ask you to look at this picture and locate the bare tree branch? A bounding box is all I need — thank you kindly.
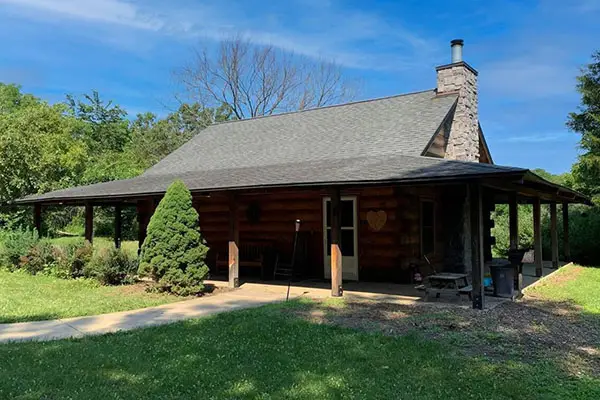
[176,37,357,119]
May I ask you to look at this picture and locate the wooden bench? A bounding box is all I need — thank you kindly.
[215,241,271,279]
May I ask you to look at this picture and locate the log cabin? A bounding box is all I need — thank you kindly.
[16,39,589,309]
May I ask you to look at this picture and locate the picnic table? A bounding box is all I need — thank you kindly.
[425,272,472,300]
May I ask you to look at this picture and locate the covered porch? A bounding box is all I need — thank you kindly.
[205,260,563,309]
[17,153,589,310]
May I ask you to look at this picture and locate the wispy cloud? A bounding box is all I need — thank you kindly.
[502,132,573,143]
[0,0,164,30]
[0,0,436,70]
[481,55,577,100]
[574,0,600,12]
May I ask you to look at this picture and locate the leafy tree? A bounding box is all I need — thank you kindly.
[0,94,87,204]
[128,103,231,168]
[138,180,209,295]
[67,90,131,153]
[532,168,574,188]
[568,51,600,199]
[0,83,39,113]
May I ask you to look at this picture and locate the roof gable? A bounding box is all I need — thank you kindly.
[144,89,458,177]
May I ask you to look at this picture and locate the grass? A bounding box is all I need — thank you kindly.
[526,264,600,314]
[1,263,598,398]
[0,236,183,323]
[49,236,139,257]
[0,300,598,399]
[0,270,182,323]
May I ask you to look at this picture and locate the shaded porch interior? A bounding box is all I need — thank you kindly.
[205,261,564,309]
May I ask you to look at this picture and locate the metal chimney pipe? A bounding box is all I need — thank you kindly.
[451,39,464,63]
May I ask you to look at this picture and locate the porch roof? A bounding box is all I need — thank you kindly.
[14,153,589,205]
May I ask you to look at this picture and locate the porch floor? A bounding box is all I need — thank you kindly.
[207,260,567,310]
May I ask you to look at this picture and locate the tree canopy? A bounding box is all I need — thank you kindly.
[568,51,600,200]
[0,84,230,230]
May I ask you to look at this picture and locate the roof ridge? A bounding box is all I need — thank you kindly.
[207,88,438,128]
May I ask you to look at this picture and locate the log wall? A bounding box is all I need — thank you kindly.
[137,184,451,283]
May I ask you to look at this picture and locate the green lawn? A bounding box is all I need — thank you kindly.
[526,264,600,314]
[0,270,182,323]
[0,300,598,399]
[1,265,598,399]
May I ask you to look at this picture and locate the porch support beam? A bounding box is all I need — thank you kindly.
[470,183,485,310]
[33,203,42,237]
[114,204,122,249]
[136,200,148,253]
[509,192,518,251]
[550,203,559,268]
[563,202,570,262]
[228,195,239,289]
[533,198,543,277]
[330,188,343,297]
[84,202,94,244]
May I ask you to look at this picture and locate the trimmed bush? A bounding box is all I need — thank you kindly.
[138,180,209,296]
[84,248,138,285]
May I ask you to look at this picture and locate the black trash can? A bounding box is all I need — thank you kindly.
[490,260,515,298]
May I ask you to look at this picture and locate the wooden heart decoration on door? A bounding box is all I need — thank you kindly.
[366,210,387,231]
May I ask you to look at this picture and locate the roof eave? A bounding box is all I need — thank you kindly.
[13,170,529,206]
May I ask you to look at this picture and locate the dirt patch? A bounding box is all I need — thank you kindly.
[537,265,585,287]
[113,282,156,296]
[287,295,600,376]
[111,282,232,298]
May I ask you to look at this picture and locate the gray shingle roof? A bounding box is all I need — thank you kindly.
[17,154,526,204]
[143,90,458,176]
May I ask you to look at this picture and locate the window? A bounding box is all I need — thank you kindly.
[421,200,435,256]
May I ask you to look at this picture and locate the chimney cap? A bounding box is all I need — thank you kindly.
[450,39,464,63]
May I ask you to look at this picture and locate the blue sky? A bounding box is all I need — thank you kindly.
[1,0,599,174]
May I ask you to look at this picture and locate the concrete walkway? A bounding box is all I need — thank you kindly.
[0,281,421,343]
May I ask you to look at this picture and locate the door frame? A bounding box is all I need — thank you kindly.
[322,195,359,281]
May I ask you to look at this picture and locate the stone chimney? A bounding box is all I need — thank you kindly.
[436,39,479,162]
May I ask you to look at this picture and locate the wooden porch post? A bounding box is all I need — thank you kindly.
[114,204,122,249]
[563,202,570,262]
[470,184,485,310]
[228,195,239,289]
[509,193,518,251]
[84,202,94,244]
[550,203,559,268]
[136,200,148,253]
[33,203,42,237]
[330,188,343,297]
[533,198,543,277]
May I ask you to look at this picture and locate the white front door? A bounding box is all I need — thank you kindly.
[323,196,359,281]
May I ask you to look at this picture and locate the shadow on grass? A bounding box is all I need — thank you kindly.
[0,313,67,324]
[286,296,600,380]
[0,300,599,399]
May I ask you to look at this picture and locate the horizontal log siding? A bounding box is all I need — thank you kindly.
[187,185,445,282]
[356,186,444,282]
[193,190,324,278]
